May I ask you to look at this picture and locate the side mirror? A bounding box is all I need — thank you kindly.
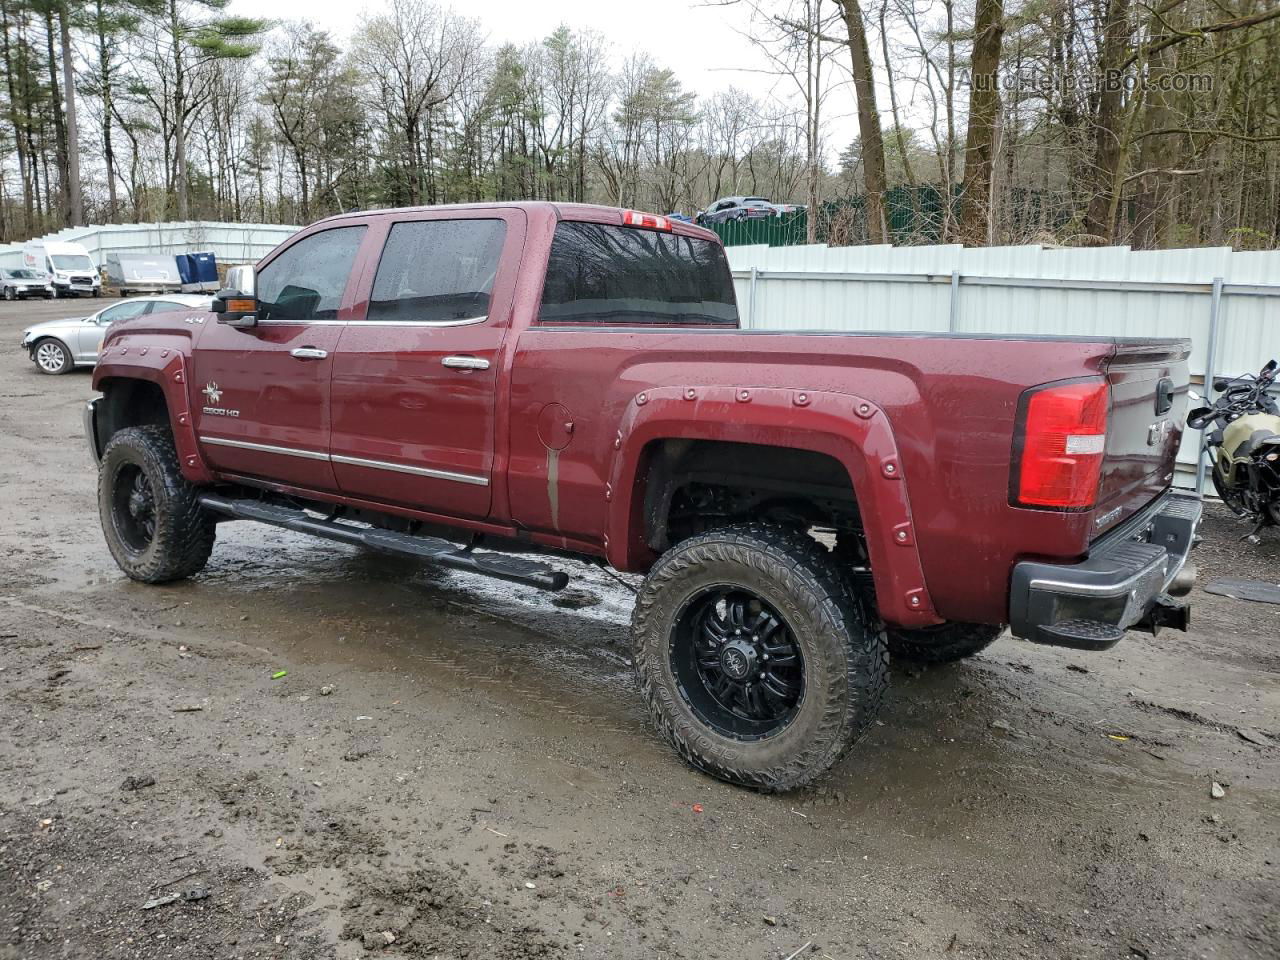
[1187,407,1215,430]
[1213,378,1230,391]
[212,288,259,328]
[224,264,255,296]
[1264,360,1278,374]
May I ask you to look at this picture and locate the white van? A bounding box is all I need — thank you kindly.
[22,240,102,298]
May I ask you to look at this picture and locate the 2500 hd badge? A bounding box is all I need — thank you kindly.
[201,382,238,417]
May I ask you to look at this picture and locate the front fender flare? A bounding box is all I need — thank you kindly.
[604,385,941,629]
[93,345,213,486]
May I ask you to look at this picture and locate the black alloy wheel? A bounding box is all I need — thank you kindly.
[110,463,157,551]
[670,588,805,740]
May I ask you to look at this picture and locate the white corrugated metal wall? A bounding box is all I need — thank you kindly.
[0,221,301,270]
[727,243,1280,488]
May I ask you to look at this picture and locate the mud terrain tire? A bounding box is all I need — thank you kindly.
[99,425,215,583]
[632,523,888,792]
[886,622,1003,664]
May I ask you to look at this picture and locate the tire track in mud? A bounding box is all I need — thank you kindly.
[390,638,648,739]
[0,592,650,741]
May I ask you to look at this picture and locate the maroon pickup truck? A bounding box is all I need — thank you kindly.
[85,203,1201,791]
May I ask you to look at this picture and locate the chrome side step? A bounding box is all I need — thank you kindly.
[197,493,569,591]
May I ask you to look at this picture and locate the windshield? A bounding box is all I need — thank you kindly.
[51,254,94,271]
[6,268,42,279]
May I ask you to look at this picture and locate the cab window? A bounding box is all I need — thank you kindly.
[539,222,738,326]
[150,300,194,315]
[97,300,152,325]
[256,226,366,323]
[367,219,507,324]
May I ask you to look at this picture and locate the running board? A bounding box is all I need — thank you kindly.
[197,493,570,591]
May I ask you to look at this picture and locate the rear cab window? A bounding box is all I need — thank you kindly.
[539,221,738,327]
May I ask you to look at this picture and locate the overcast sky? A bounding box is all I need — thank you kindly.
[226,0,862,151]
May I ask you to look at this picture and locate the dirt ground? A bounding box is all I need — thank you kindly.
[1,297,1277,960]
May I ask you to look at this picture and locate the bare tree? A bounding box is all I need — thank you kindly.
[836,0,888,242]
[957,0,1004,244]
[353,0,481,205]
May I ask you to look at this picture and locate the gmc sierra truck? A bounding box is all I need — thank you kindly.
[85,203,1201,791]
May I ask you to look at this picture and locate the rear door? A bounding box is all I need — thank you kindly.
[328,209,525,520]
[191,224,369,492]
[1093,340,1192,534]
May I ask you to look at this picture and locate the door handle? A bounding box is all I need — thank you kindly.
[442,355,490,371]
[290,347,328,360]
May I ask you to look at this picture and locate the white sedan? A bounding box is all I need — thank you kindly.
[20,294,213,375]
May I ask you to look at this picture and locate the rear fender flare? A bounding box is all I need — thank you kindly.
[93,347,213,486]
[605,385,941,628]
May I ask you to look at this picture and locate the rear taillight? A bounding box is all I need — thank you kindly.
[1012,379,1110,510]
[622,210,672,231]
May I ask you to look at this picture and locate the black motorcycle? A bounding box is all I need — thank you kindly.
[1188,359,1280,540]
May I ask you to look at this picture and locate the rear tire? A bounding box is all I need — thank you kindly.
[632,522,889,792]
[98,425,215,583]
[885,622,1003,664]
[831,530,1002,664]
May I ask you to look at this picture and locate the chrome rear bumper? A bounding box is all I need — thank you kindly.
[1009,491,1202,649]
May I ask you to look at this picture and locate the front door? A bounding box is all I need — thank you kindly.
[329,210,525,520]
[191,224,369,492]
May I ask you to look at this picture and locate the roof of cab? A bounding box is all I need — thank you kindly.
[310,201,719,242]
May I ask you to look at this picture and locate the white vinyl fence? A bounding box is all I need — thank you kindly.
[0,221,301,270]
[727,242,1280,490]
[5,223,1276,487]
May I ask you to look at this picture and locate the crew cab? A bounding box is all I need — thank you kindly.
[84,203,1200,791]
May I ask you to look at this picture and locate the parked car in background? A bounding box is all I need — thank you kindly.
[1,267,53,300]
[20,294,212,375]
[695,197,805,225]
[696,197,777,224]
[22,240,102,298]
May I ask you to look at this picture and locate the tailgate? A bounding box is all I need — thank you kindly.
[1093,339,1192,536]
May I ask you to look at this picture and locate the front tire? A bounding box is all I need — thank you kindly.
[33,338,73,375]
[3,286,14,301]
[98,426,215,583]
[632,523,889,792]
